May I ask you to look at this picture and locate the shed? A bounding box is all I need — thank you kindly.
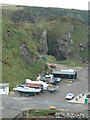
[0,83,9,95]
[40,55,46,62]
[52,69,77,80]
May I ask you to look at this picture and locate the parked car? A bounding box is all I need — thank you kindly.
[49,64,56,68]
[66,93,74,100]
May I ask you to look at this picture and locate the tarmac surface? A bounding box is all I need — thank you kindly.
[0,64,88,118]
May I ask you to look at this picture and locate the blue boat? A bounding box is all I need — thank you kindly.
[47,84,59,93]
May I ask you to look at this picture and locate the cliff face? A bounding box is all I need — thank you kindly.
[2,6,88,63]
[2,6,88,88]
[39,31,48,54]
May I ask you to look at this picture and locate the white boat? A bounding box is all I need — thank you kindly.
[26,79,48,90]
[45,74,53,79]
[41,76,61,85]
[13,86,41,93]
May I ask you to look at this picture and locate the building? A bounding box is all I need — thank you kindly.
[40,55,46,62]
[0,83,9,95]
[52,69,77,80]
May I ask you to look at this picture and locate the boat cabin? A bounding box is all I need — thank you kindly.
[25,83,43,89]
[25,83,43,92]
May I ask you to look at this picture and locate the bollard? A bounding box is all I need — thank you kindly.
[85,98,88,104]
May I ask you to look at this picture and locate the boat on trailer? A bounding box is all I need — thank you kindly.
[13,86,41,96]
[26,79,48,91]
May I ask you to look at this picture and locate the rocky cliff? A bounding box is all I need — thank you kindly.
[2,5,88,88]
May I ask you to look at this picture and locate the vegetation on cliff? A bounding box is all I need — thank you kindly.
[2,5,88,89]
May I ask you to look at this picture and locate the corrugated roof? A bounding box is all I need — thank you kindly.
[52,69,76,75]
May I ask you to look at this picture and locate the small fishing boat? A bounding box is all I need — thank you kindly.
[13,86,41,96]
[47,84,59,93]
[50,78,61,85]
[41,76,61,85]
[39,74,53,83]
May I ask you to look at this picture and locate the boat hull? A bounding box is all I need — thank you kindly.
[13,87,41,93]
[47,85,59,92]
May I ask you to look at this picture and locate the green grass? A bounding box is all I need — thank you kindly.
[57,59,83,67]
[2,20,50,91]
[2,6,88,90]
[29,109,61,117]
[44,55,57,63]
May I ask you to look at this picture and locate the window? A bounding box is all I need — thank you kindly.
[2,87,5,91]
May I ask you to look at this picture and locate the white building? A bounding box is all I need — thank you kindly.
[0,83,9,95]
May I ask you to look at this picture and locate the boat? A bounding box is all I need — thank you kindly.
[26,79,48,91]
[40,77,51,83]
[13,86,41,96]
[41,75,61,85]
[45,74,53,79]
[47,84,59,93]
[13,86,41,93]
[40,74,53,83]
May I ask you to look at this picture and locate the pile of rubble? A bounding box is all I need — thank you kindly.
[55,112,88,119]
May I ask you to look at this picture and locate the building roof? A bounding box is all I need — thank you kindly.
[0,83,9,88]
[52,69,76,75]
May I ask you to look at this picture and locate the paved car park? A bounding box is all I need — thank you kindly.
[1,64,88,118]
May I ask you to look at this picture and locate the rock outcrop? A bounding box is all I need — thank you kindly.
[39,31,48,54]
[20,42,36,64]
